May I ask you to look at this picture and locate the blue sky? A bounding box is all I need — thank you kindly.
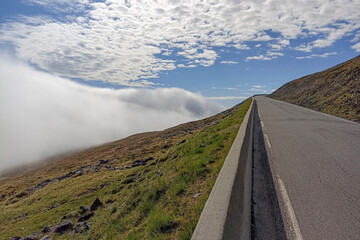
[1,0,360,107]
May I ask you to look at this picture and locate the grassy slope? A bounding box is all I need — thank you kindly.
[270,55,360,122]
[0,99,252,240]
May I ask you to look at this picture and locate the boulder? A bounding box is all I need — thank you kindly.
[15,192,27,198]
[10,237,22,240]
[24,234,39,240]
[120,165,132,170]
[49,204,58,210]
[99,159,109,165]
[145,157,154,162]
[78,212,94,222]
[176,139,186,146]
[90,197,102,211]
[193,193,202,198]
[74,221,90,233]
[131,160,145,167]
[53,221,73,234]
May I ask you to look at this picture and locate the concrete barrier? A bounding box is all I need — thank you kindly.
[191,98,255,240]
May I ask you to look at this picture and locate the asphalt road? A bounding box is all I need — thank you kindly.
[252,100,287,240]
[255,96,360,240]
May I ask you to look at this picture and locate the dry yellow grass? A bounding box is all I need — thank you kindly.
[271,55,360,122]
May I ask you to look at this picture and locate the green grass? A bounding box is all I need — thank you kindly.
[0,98,252,240]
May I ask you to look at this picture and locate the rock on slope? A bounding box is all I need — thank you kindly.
[270,55,360,122]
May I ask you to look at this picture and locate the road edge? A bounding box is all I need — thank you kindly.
[191,98,255,240]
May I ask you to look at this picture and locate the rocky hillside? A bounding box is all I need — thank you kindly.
[0,99,252,240]
[270,55,360,122]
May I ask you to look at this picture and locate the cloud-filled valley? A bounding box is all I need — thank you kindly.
[0,56,224,171]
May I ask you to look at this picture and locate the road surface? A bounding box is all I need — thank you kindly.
[255,96,360,240]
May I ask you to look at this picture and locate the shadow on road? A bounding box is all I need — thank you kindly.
[251,101,287,240]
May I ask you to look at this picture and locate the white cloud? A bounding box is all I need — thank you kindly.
[295,22,356,52]
[246,55,272,61]
[351,43,360,52]
[177,49,218,66]
[351,31,360,42]
[1,0,360,85]
[220,61,238,64]
[279,39,290,46]
[250,88,268,93]
[177,64,197,68]
[252,85,265,88]
[0,55,223,171]
[207,96,247,100]
[232,43,250,50]
[23,0,89,13]
[249,85,268,93]
[211,86,238,90]
[246,50,284,61]
[267,51,284,57]
[296,52,337,59]
[270,44,282,50]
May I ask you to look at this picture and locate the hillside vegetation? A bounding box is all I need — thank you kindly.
[0,99,252,240]
[271,55,360,122]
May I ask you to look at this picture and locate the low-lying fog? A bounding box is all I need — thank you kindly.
[0,55,224,172]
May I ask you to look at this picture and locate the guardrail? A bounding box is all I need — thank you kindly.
[191,98,255,240]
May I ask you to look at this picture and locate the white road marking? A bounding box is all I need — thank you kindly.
[277,176,304,240]
[261,121,264,128]
[264,133,271,148]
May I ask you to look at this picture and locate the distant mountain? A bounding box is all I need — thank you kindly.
[271,55,360,122]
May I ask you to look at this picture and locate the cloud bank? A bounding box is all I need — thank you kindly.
[207,96,247,100]
[0,56,223,171]
[296,52,338,60]
[1,0,359,85]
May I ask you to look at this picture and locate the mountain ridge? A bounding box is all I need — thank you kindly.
[270,55,360,122]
